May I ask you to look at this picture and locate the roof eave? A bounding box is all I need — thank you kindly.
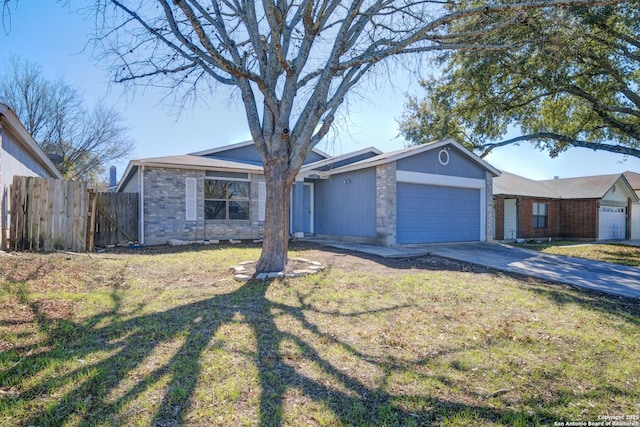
[115,161,137,192]
[299,146,383,173]
[615,174,640,202]
[139,160,261,173]
[116,157,263,191]
[0,104,64,179]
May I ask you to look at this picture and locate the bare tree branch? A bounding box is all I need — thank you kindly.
[480,132,640,158]
[90,0,629,271]
[0,56,134,185]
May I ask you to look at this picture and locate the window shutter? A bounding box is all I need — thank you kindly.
[258,182,266,221]
[186,178,197,221]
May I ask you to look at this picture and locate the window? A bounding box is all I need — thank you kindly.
[204,178,250,220]
[533,203,548,229]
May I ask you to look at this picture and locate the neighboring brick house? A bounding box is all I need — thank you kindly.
[117,139,500,246]
[494,171,638,241]
[624,171,640,240]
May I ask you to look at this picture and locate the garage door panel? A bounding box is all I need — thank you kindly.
[397,183,480,244]
[598,206,626,240]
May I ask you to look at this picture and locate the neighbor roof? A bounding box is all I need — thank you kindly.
[493,171,557,198]
[623,171,640,191]
[495,171,638,200]
[540,174,630,199]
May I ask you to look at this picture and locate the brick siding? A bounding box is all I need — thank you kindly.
[376,162,397,245]
[517,198,560,240]
[558,199,599,239]
[485,172,495,242]
[143,167,264,245]
[494,195,600,240]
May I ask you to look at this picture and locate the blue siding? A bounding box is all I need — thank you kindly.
[397,183,480,244]
[314,168,376,237]
[396,145,485,179]
[205,144,327,165]
[204,145,263,165]
[291,182,312,233]
[2,128,53,181]
[304,151,326,164]
[314,151,380,171]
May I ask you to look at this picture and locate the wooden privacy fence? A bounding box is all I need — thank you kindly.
[10,176,139,252]
[91,192,139,249]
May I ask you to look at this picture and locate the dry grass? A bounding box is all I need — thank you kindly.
[1,243,639,426]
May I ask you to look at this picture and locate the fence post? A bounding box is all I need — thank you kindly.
[87,190,97,252]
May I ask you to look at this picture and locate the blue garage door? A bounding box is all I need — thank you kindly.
[397,183,481,244]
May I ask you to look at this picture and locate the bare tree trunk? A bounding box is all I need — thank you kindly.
[256,156,294,273]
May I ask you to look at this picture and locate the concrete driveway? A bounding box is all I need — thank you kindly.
[307,239,640,299]
[427,243,640,299]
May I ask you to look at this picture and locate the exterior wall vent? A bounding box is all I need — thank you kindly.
[438,149,450,166]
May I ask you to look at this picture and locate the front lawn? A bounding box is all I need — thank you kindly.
[1,244,638,426]
[513,241,640,267]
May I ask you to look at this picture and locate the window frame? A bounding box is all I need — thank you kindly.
[204,174,251,221]
[532,202,548,229]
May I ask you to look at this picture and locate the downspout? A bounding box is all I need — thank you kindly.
[515,199,519,240]
[139,165,145,245]
[628,197,632,240]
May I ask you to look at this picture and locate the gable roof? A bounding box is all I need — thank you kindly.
[541,174,631,199]
[321,139,501,176]
[117,139,499,191]
[495,171,639,201]
[0,103,63,179]
[623,171,640,191]
[190,139,331,160]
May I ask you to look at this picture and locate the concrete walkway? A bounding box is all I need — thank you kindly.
[304,239,640,299]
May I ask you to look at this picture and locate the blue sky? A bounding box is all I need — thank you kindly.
[2,1,639,181]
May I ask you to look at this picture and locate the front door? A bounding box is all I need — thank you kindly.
[503,199,518,240]
[290,182,314,235]
[302,183,312,233]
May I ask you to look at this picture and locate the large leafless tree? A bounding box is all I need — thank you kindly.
[92,0,627,272]
[0,57,134,184]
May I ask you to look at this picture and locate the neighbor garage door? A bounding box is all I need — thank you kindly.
[598,206,626,240]
[396,183,481,244]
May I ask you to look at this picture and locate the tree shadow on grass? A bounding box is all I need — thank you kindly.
[0,269,552,427]
[523,278,640,327]
[3,244,640,425]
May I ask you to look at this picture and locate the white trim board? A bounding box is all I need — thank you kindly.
[396,170,486,189]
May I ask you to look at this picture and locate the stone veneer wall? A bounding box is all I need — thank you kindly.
[143,167,204,245]
[376,162,397,246]
[143,167,264,245]
[485,171,495,242]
